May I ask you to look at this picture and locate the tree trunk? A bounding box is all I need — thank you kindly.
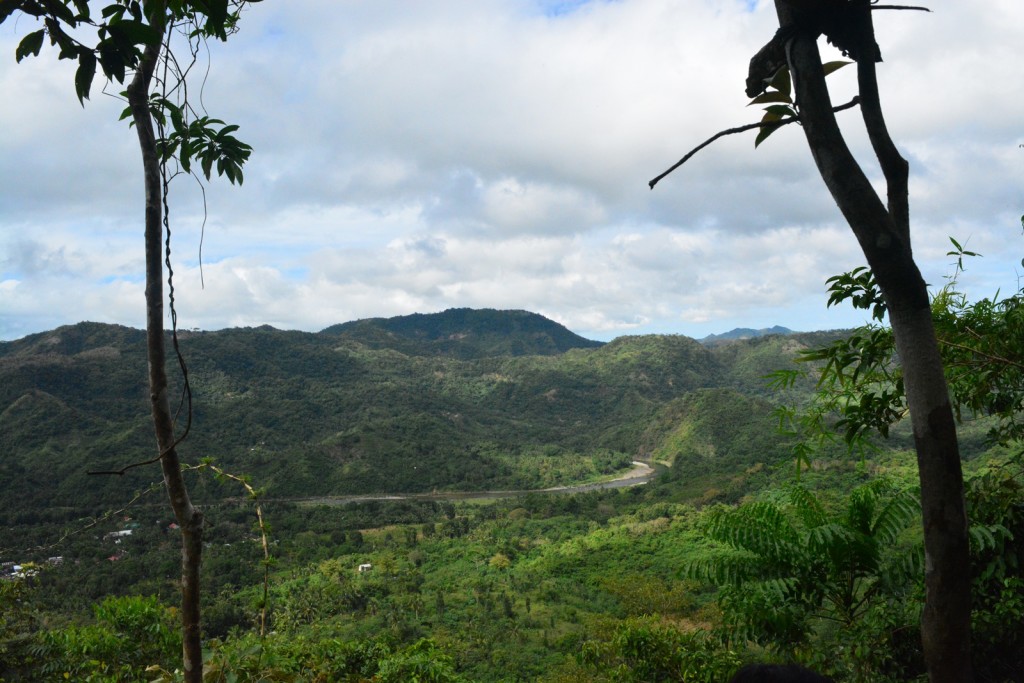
[771,2,973,680]
[126,28,206,683]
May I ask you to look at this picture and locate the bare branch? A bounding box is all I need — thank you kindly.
[938,338,1024,371]
[87,422,193,476]
[648,96,860,190]
[193,463,273,638]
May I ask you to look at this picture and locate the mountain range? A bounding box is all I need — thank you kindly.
[0,309,836,519]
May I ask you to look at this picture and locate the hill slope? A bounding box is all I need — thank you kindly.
[0,312,824,516]
[322,308,604,359]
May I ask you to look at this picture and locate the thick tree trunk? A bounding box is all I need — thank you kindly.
[771,2,973,680]
[127,29,206,683]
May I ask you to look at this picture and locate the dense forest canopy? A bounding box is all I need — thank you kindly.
[0,311,814,512]
[2,306,1022,681]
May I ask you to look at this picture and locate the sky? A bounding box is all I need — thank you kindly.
[1,0,1022,343]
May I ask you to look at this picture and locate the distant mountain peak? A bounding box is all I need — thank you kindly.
[700,325,794,344]
[320,308,604,359]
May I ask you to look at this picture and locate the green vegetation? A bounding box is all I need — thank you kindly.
[0,312,807,512]
[323,308,605,359]
[2,308,1022,681]
[5,447,1020,682]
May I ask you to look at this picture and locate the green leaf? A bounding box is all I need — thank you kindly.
[96,39,128,84]
[169,103,185,134]
[110,18,162,47]
[765,369,802,391]
[15,29,46,62]
[768,66,791,100]
[0,2,20,23]
[71,0,92,20]
[41,0,77,25]
[191,0,231,39]
[763,104,796,119]
[102,4,125,20]
[754,122,781,148]
[748,91,793,106]
[75,49,97,104]
[821,60,852,77]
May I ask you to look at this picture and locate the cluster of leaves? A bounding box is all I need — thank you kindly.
[7,0,254,188]
[964,458,1024,680]
[144,634,465,683]
[573,617,742,683]
[145,102,252,185]
[7,0,247,103]
[1,593,179,682]
[753,236,1024,678]
[11,0,157,103]
[748,62,849,148]
[774,238,1024,454]
[686,481,920,671]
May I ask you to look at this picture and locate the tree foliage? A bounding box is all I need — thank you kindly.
[777,238,1024,454]
[687,481,920,662]
[3,2,257,680]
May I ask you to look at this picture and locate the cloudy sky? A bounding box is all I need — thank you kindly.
[1,0,1021,343]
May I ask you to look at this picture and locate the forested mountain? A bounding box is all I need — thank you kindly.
[700,325,793,344]
[0,311,820,518]
[4,310,1022,683]
[322,308,605,359]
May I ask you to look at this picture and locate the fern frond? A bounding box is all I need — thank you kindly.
[968,523,1010,554]
[706,502,802,565]
[870,488,920,546]
[787,484,827,528]
[846,484,880,535]
[879,545,924,591]
[682,552,761,586]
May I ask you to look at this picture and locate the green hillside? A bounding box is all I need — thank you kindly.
[2,312,1022,683]
[322,308,605,359]
[0,313,809,515]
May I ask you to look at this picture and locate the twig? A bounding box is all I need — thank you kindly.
[86,424,191,476]
[648,96,860,190]
[938,338,1024,371]
[0,483,164,557]
[191,463,272,638]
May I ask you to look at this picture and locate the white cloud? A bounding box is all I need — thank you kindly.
[1,0,1022,341]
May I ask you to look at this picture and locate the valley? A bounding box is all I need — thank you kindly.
[1,309,1020,682]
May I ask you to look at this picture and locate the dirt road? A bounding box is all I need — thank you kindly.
[290,461,656,507]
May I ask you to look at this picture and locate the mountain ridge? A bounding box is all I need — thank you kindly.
[321,307,604,359]
[0,310,827,516]
[699,325,794,344]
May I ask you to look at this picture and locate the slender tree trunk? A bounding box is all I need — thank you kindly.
[126,27,205,683]
[771,2,973,680]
